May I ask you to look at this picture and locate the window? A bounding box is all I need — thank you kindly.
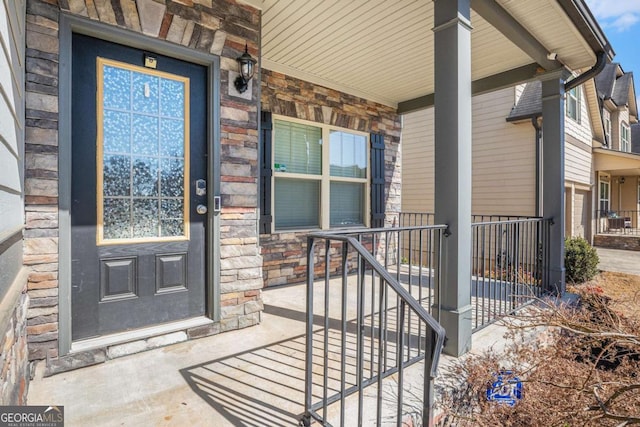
[621,123,630,152]
[604,114,611,145]
[599,180,610,214]
[97,58,189,244]
[566,87,581,122]
[272,117,369,230]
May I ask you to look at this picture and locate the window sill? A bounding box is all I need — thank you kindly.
[271,224,368,235]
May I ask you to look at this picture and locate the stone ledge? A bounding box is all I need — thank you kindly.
[594,234,640,251]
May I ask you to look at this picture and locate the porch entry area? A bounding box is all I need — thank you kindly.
[70,34,210,340]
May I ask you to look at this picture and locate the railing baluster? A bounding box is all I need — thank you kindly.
[357,248,365,427]
[340,241,348,427]
[397,301,406,427]
[323,239,330,421]
[376,273,385,426]
[407,229,413,361]
[418,229,423,355]
[370,234,376,377]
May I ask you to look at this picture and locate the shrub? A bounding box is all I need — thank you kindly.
[564,237,599,283]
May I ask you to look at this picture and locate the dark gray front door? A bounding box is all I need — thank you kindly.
[71,34,208,340]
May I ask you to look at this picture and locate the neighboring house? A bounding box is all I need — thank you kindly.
[505,78,601,243]
[403,79,597,237]
[402,63,639,247]
[592,64,640,241]
[0,0,612,404]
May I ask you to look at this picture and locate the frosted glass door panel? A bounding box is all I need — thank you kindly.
[97,58,190,244]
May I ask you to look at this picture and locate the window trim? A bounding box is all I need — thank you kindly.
[599,178,610,214]
[270,114,370,232]
[566,86,581,123]
[621,122,630,152]
[604,113,611,145]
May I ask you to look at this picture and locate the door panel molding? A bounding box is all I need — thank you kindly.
[59,14,221,355]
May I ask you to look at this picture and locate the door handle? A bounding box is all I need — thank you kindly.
[196,204,208,215]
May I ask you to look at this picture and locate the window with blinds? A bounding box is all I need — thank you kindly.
[272,117,369,230]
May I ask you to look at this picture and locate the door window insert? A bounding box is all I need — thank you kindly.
[97,57,190,244]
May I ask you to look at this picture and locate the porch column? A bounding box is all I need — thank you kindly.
[541,71,570,294]
[433,0,473,356]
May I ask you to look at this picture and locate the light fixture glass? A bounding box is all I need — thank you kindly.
[234,44,257,93]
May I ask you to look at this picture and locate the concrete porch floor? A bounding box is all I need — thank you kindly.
[28,281,507,426]
[29,283,312,426]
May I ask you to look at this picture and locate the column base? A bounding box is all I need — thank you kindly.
[548,267,566,295]
[432,304,473,357]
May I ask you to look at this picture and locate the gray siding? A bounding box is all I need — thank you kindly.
[0,0,26,296]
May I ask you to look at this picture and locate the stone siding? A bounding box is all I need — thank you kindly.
[260,69,402,286]
[25,0,262,370]
[594,234,640,251]
[0,293,30,404]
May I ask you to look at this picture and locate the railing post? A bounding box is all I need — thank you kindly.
[423,330,436,426]
[302,236,316,427]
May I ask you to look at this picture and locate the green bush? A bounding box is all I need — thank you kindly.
[565,237,599,283]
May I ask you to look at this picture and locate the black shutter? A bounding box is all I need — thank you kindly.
[259,111,273,234]
[370,132,385,228]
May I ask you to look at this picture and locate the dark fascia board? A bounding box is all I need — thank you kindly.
[556,0,615,61]
[471,0,560,71]
[398,63,543,114]
[397,93,435,115]
[506,112,541,123]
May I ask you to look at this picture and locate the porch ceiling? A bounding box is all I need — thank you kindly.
[242,0,607,108]
[594,148,640,175]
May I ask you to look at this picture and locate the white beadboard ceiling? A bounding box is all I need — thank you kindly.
[242,0,599,108]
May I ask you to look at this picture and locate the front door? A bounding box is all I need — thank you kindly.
[71,34,209,340]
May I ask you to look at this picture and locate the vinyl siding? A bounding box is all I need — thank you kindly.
[0,0,25,234]
[565,86,592,144]
[401,88,536,216]
[573,190,588,239]
[565,137,592,184]
[401,107,434,212]
[611,108,630,151]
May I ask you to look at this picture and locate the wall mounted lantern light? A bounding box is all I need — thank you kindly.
[234,44,257,94]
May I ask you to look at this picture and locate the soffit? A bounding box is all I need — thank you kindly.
[254,0,599,108]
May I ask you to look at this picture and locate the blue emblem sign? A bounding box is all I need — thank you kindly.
[486,371,522,406]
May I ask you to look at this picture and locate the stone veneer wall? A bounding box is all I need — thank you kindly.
[594,234,640,251]
[24,0,263,368]
[260,69,402,286]
[0,293,30,404]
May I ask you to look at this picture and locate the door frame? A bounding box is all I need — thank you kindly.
[59,14,221,355]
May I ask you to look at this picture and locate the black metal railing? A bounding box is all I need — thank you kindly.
[399,212,551,330]
[301,226,447,427]
[471,217,551,330]
[595,210,640,235]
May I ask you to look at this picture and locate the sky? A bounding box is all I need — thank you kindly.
[584,0,640,93]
